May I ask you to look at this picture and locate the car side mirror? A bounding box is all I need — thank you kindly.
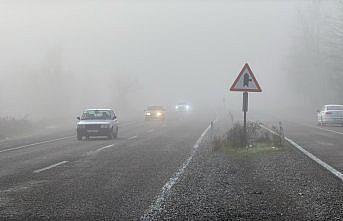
[77,117,80,120]
[112,115,117,120]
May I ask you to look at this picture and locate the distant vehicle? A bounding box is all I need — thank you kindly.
[144,106,166,121]
[76,109,118,140]
[175,102,191,112]
[317,105,343,126]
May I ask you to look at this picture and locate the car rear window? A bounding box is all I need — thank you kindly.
[81,110,112,120]
[327,106,343,111]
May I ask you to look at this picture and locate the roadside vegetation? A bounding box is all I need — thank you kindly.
[213,121,285,156]
[0,116,33,139]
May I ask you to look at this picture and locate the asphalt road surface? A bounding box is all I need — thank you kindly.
[279,121,343,173]
[0,113,213,220]
[260,112,343,178]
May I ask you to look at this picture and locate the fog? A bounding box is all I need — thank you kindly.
[0,0,340,121]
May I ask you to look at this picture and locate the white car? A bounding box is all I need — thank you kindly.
[175,102,191,112]
[317,105,343,126]
[77,109,119,140]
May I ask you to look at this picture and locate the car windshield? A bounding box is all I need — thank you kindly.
[81,110,111,120]
[327,106,343,111]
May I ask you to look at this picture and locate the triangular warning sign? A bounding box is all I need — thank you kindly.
[230,63,262,92]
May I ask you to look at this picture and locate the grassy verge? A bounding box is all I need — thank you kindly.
[0,118,33,139]
[212,121,286,158]
[220,142,284,158]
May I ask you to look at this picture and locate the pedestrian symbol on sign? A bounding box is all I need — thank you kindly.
[243,73,252,87]
[230,63,262,92]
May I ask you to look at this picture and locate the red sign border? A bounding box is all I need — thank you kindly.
[230,63,262,92]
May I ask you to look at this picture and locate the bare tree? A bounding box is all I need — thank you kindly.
[287,1,343,108]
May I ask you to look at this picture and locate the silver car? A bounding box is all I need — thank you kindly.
[317,105,343,126]
[77,109,118,140]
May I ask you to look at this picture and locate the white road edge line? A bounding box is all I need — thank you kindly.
[0,136,75,154]
[260,124,343,182]
[33,161,69,173]
[141,119,217,220]
[128,136,138,140]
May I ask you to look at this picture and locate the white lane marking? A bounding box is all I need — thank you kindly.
[33,161,69,173]
[261,125,343,182]
[142,119,216,220]
[147,129,155,133]
[309,125,343,135]
[96,144,115,152]
[85,144,116,156]
[0,136,74,154]
[315,141,334,146]
[291,121,343,135]
[128,136,138,140]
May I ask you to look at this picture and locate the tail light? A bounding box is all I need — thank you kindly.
[325,112,332,115]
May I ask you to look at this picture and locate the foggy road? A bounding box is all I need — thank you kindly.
[0,113,213,220]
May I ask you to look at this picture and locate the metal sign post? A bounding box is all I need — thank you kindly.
[242,91,248,146]
[230,63,262,147]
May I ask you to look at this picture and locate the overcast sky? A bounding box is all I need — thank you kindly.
[0,0,319,118]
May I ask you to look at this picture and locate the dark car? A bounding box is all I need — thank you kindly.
[144,106,166,121]
[76,109,118,140]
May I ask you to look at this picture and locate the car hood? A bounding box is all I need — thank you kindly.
[77,120,111,125]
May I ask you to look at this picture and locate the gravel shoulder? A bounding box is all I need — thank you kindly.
[156,130,343,220]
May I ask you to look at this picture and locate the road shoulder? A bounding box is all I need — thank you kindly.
[156,137,343,220]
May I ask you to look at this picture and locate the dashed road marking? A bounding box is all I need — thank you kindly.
[261,124,343,182]
[85,144,116,156]
[96,144,115,152]
[0,136,74,154]
[128,136,138,140]
[142,119,216,220]
[33,161,69,173]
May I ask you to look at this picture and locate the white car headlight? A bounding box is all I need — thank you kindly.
[156,112,162,116]
[146,112,151,116]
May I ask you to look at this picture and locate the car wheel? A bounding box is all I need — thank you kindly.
[319,118,324,126]
[77,134,82,141]
[108,128,115,140]
[113,127,118,139]
[86,135,90,140]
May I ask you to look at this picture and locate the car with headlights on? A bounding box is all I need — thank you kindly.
[77,109,118,140]
[317,104,343,126]
[144,106,166,121]
[175,102,191,112]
